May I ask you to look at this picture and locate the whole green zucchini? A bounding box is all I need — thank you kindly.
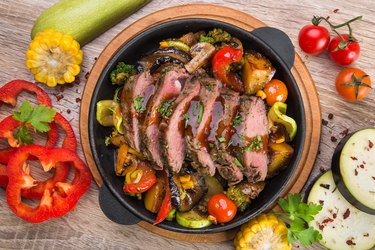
[31,0,152,45]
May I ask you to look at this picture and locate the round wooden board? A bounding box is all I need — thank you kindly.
[79,4,321,243]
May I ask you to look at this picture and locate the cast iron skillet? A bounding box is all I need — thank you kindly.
[89,18,306,233]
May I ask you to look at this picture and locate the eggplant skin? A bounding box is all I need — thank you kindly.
[331,128,375,215]
[170,173,207,212]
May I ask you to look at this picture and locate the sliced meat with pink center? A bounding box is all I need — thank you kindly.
[229,96,268,182]
[120,71,156,152]
[186,77,222,176]
[143,68,188,169]
[159,76,201,173]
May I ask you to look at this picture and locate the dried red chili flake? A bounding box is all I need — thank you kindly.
[319,200,324,205]
[331,136,337,142]
[369,140,374,149]
[75,97,81,103]
[53,93,64,102]
[85,72,90,79]
[333,213,337,219]
[354,169,358,176]
[340,128,349,136]
[363,233,369,237]
[346,240,356,246]
[343,208,350,219]
[319,166,326,173]
[350,156,358,161]
[372,176,375,181]
[94,57,98,61]
[322,119,328,126]
[319,224,324,230]
[328,113,334,119]
[67,109,71,114]
[320,183,330,189]
[333,9,339,13]
[359,164,365,169]
[322,217,334,224]
[74,76,81,84]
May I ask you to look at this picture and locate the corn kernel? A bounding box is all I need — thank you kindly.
[26,29,83,87]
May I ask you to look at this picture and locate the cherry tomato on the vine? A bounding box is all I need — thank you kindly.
[298,25,330,55]
[335,68,371,101]
[207,193,237,223]
[328,34,360,66]
[263,79,288,106]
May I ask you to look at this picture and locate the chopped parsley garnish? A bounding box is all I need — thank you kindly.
[197,103,204,124]
[183,113,190,128]
[209,143,215,149]
[132,95,145,113]
[245,135,263,151]
[233,114,242,127]
[218,136,226,143]
[233,157,244,170]
[227,139,233,148]
[157,100,175,119]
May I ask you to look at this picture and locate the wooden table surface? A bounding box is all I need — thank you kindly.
[0,0,374,249]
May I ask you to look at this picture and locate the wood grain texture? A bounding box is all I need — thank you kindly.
[0,0,374,249]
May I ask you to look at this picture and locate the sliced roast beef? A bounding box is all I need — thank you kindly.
[159,76,201,173]
[143,68,189,169]
[230,96,268,182]
[120,71,156,151]
[186,77,222,176]
[211,88,244,185]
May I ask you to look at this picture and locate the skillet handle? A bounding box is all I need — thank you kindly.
[252,27,295,70]
[99,184,140,225]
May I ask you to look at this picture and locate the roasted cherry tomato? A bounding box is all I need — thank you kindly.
[208,193,237,223]
[123,161,157,194]
[328,34,360,66]
[212,46,244,92]
[263,79,288,106]
[335,68,371,101]
[298,25,330,55]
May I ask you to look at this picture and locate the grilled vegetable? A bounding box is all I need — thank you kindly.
[176,208,212,228]
[31,0,152,46]
[199,28,232,44]
[234,214,291,250]
[144,177,165,213]
[185,42,216,73]
[226,185,251,212]
[267,142,294,178]
[96,100,123,134]
[26,29,83,87]
[110,62,137,85]
[242,51,275,95]
[268,102,297,141]
[308,171,375,250]
[332,128,375,214]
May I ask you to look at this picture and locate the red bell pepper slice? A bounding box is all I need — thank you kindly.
[6,145,91,223]
[123,161,157,194]
[0,163,8,187]
[21,113,77,198]
[0,79,52,108]
[212,46,244,92]
[153,169,172,225]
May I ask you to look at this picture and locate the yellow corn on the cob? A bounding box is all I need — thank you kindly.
[234,213,291,250]
[26,29,83,87]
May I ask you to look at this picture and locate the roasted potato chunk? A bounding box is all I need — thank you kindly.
[267,142,294,178]
[242,51,275,95]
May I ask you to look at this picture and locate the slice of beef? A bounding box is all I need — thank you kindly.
[186,77,222,176]
[211,88,244,185]
[120,71,156,152]
[143,68,189,169]
[159,76,201,173]
[230,96,268,182]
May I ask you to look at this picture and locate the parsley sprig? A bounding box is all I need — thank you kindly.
[278,194,323,246]
[132,95,146,113]
[12,100,56,144]
[157,100,175,119]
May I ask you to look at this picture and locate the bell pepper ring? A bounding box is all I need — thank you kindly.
[212,46,244,92]
[0,163,8,187]
[153,169,172,225]
[6,145,91,223]
[21,112,77,198]
[123,161,157,194]
[0,79,52,108]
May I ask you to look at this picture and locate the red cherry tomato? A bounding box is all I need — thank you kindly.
[207,193,237,223]
[328,34,360,66]
[298,25,330,55]
[335,68,371,101]
[263,79,288,106]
